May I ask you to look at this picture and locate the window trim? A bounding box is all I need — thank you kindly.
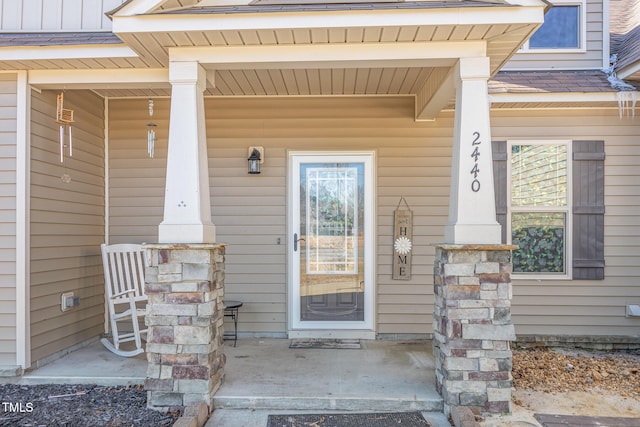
[507,140,573,280]
[520,0,587,54]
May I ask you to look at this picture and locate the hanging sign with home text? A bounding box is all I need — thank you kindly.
[393,197,413,280]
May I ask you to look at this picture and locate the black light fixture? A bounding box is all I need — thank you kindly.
[248,147,262,174]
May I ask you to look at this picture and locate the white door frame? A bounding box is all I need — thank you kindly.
[287,151,376,339]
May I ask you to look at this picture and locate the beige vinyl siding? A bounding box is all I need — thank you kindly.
[492,108,640,336]
[108,97,640,338]
[504,0,605,71]
[0,74,17,365]
[30,90,104,363]
[108,96,446,335]
[108,97,167,244]
[0,0,126,31]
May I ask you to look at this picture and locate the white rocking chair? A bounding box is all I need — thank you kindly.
[100,243,148,357]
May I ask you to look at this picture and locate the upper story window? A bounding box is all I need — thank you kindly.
[521,1,586,52]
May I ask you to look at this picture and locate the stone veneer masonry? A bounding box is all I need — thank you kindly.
[142,243,226,411]
[433,244,518,416]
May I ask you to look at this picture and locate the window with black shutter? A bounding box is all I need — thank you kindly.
[492,139,605,280]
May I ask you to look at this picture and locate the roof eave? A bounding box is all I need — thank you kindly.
[112,3,545,34]
[617,61,640,81]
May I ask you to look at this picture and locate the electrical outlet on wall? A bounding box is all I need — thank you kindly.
[61,292,75,312]
[626,304,640,317]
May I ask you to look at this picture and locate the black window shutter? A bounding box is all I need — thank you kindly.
[492,141,508,244]
[572,140,605,280]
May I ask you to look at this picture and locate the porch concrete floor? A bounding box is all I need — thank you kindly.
[16,340,147,386]
[6,338,448,426]
[215,338,441,412]
[209,338,448,427]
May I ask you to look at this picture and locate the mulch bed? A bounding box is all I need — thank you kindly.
[512,347,640,397]
[0,384,182,427]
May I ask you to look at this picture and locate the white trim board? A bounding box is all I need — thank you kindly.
[16,72,31,369]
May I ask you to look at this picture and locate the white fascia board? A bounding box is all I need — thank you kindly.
[198,0,251,5]
[170,41,486,68]
[114,0,170,16]
[113,6,544,33]
[28,68,169,88]
[503,0,548,5]
[0,45,138,62]
[617,62,640,81]
[490,92,621,103]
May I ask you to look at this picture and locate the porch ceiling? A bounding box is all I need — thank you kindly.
[112,2,543,77]
[108,1,543,118]
[6,1,546,119]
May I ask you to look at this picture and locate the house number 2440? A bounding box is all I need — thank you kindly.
[470,131,481,192]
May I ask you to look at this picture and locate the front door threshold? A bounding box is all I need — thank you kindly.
[288,330,376,340]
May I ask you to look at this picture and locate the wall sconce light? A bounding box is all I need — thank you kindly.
[248,146,264,174]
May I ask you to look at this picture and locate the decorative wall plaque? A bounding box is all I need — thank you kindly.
[393,197,413,280]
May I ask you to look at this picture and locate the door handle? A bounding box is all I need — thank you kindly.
[294,233,305,251]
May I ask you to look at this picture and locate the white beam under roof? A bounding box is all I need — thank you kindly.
[617,62,640,81]
[489,92,626,103]
[28,68,170,89]
[0,45,139,62]
[170,41,486,69]
[415,66,455,121]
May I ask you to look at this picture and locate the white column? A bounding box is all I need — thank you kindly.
[444,57,501,244]
[159,61,216,243]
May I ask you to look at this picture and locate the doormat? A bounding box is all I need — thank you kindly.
[267,412,431,427]
[535,413,640,426]
[288,339,361,349]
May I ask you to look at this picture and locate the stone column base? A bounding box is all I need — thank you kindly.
[143,243,226,410]
[433,244,517,416]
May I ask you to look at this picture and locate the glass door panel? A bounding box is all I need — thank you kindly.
[299,163,364,321]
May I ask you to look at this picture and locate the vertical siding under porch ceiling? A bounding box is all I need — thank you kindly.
[0,74,17,365]
[30,90,105,363]
[491,108,640,336]
[108,96,449,336]
[504,0,605,71]
[0,0,127,31]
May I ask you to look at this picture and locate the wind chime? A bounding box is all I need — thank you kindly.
[147,98,156,158]
[56,92,74,183]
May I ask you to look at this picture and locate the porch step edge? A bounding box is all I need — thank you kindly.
[213,395,443,412]
[0,365,23,377]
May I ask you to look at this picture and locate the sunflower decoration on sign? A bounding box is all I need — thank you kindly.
[393,197,413,280]
[394,236,413,255]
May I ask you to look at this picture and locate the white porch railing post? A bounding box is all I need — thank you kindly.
[444,57,501,244]
[159,61,216,244]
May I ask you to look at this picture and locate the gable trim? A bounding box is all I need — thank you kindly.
[112,4,545,33]
[112,0,172,17]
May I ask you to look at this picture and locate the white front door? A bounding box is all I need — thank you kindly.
[288,152,375,337]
